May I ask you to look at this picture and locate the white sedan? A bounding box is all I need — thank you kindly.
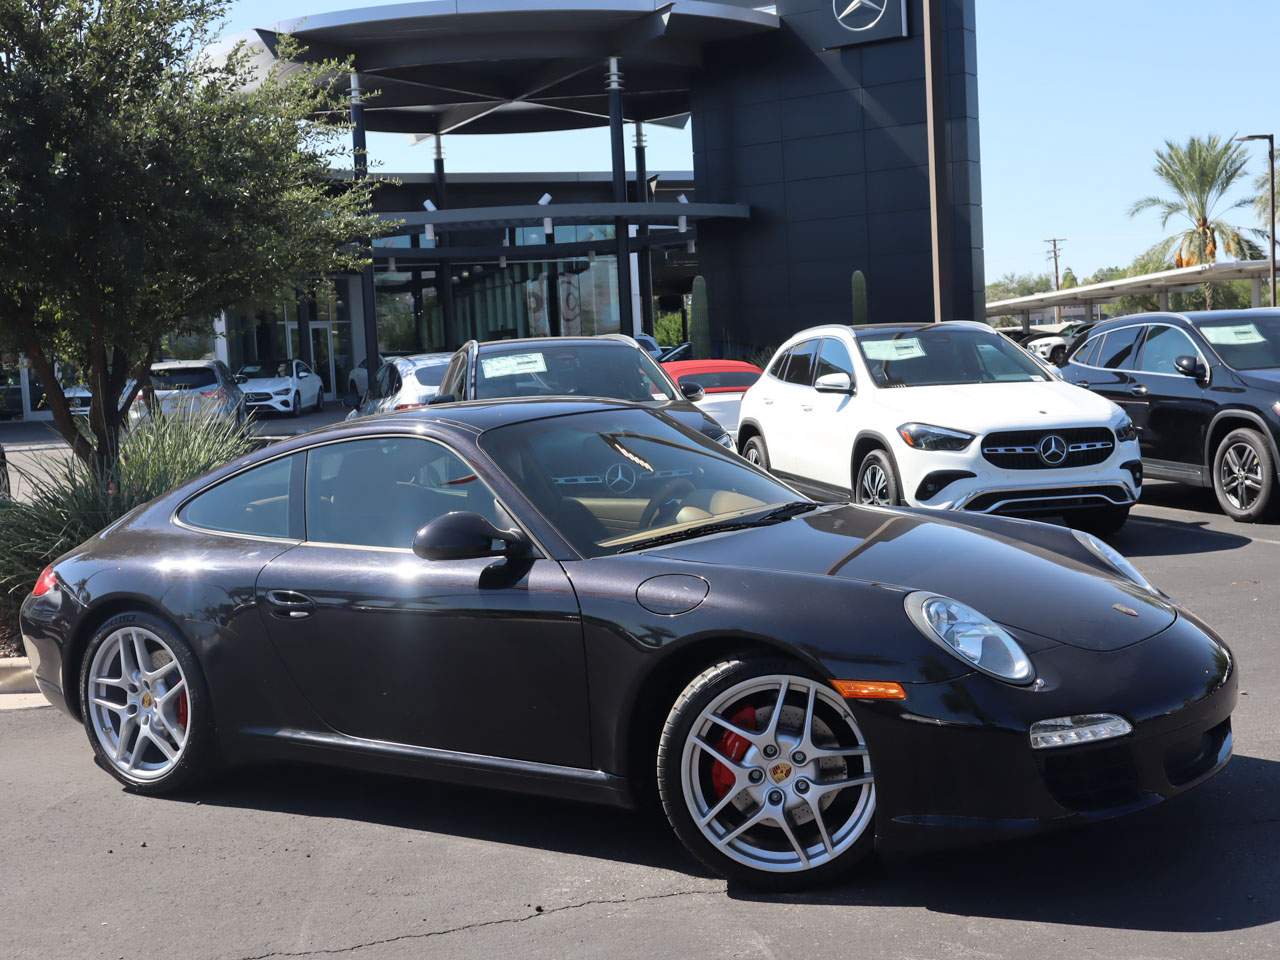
[236,359,324,418]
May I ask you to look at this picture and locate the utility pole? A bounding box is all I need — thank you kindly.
[1045,238,1066,324]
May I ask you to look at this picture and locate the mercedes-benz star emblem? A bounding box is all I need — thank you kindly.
[1037,434,1068,466]
[605,462,637,494]
[834,0,888,31]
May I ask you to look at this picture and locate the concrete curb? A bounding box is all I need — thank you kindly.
[0,656,38,695]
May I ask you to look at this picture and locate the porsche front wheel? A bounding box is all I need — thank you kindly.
[658,659,876,890]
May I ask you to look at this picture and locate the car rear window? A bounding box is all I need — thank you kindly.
[678,371,759,391]
[414,365,446,388]
[151,367,217,390]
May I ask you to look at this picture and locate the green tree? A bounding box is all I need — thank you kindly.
[1129,135,1262,288]
[653,311,684,346]
[1060,267,1078,289]
[0,0,387,472]
[985,271,1053,303]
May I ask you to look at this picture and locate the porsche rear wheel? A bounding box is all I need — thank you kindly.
[80,612,215,794]
[658,659,876,890]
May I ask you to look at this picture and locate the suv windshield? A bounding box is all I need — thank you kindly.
[150,367,217,390]
[1195,315,1280,370]
[479,409,805,557]
[474,342,679,402]
[855,326,1048,387]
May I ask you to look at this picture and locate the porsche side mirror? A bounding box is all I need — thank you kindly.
[412,511,528,561]
[1174,355,1206,380]
[814,371,855,394]
[680,381,705,402]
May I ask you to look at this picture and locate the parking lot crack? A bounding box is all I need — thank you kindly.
[229,887,719,960]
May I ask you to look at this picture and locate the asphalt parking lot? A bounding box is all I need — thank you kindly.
[2,480,1278,960]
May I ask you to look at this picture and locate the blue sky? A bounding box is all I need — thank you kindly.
[222,0,1279,283]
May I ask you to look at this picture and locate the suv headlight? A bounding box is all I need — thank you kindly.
[905,592,1034,684]
[1072,530,1157,594]
[273,388,291,396]
[897,423,975,452]
[1115,416,1139,442]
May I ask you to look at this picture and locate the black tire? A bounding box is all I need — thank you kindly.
[291,390,302,418]
[1067,505,1130,537]
[314,389,324,413]
[854,449,900,506]
[78,611,217,795]
[741,435,770,471]
[657,658,876,891]
[1212,428,1276,522]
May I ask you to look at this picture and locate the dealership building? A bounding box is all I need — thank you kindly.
[2,0,982,418]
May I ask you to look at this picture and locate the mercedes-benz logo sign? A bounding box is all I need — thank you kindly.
[605,462,637,494]
[834,0,888,31]
[1038,434,1068,466]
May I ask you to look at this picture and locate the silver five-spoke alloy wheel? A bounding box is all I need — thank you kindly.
[1220,442,1263,511]
[87,626,191,782]
[680,674,875,874]
[859,463,890,505]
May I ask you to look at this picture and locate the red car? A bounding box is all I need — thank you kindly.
[661,359,762,437]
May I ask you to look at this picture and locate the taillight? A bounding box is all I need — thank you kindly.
[32,565,58,598]
[200,388,225,400]
[394,402,426,412]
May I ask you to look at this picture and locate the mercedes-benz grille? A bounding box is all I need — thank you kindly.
[981,427,1115,470]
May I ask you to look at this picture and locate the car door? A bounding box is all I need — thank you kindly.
[1130,323,1214,467]
[294,361,317,407]
[766,339,819,476]
[1079,325,1146,419]
[255,434,590,767]
[798,337,858,488]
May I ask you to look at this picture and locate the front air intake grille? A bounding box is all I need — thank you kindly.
[1043,743,1142,813]
[963,485,1132,515]
[246,392,273,403]
[982,427,1115,470]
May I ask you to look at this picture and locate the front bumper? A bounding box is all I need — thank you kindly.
[858,613,1237,851]
[245,393,294,414]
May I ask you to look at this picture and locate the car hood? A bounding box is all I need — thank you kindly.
[650,504,1175,652]
[869,379,1119,433]
[240,377,291,391]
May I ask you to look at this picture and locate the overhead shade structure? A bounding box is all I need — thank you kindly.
[254,1,778,137]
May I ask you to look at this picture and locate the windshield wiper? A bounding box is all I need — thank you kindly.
[616,501,821,553]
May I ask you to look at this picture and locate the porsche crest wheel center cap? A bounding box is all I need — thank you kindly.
[140,691,153,708]
[768,760,792,784]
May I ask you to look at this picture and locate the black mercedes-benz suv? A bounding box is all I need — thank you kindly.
[1061,309,1280,521]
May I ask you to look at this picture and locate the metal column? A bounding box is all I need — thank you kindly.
[634,122,654,337]
[350,73,379,386]
[434,136,458,344]
[922,0,954,324]
[607,57,635,335]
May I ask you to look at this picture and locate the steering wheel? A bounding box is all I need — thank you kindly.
[639,478,696,529]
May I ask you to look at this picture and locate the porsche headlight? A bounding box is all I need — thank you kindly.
[905,592,1034,684]
[1072,530,1156,594]
[897,423,975,452]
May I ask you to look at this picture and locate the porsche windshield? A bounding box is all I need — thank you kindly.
[855,326,1048,387]
[479,409,804,557]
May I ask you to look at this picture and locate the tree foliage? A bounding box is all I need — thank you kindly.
[0,0,388,470]
[1129,134,1263,273]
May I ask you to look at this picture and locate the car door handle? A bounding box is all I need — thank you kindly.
[265,590,315,619]
[800,404,814,412]
[1128,384,1149,396]
[762,398,774,406]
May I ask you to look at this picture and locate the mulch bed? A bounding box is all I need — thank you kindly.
[0,621,22,658]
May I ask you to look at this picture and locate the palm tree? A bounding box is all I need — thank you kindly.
[1129,136,1263,307]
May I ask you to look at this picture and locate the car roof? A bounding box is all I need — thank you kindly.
[472,335,637,351]
[663,359,762,374]
[151,359,218,369]
[848,321,992,337]
[396,352,453,368]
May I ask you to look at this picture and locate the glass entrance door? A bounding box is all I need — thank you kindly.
[284,322,337,400]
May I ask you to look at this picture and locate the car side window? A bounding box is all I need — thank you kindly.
[768,349,792,381]
[782,340,818,386]
[814,338,855,383]
[1137,325,1199,374]
[374,364,393,398]
[305,437,502,550]
[1072,335,1102,367]
[180,454,301,540]
[1098,327,1142,370]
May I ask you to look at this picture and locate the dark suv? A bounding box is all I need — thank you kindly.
[433,335,734,447]
[1060,309,1280,521]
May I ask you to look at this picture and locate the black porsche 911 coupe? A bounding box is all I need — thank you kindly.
[20,400,1236,888]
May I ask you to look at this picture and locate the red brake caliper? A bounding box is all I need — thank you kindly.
[711,705,758,798]
[177,689,189,732]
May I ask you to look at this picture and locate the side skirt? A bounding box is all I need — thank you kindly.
[772,470,851,504]
[241,726,635,808]
[1144,458,1209,488]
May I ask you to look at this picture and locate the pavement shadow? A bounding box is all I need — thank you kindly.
[729,753,1280,934]
[174,763,705,876]
[1111,514,1253,558]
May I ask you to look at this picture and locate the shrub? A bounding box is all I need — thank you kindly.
[0,412,254,635]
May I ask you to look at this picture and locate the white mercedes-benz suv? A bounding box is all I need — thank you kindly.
[737,322,1142,534]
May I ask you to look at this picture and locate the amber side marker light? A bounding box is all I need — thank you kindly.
[832,679,906,701]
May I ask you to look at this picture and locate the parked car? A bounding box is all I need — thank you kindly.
[434,334,734,446]
[20,400,1236,889]
[633,333,665,360]
[346,352,453,420]
[738,322,1141,534]
[1060,309,1280,521]
[1028,321,1099,366]
[132,360,244,423]
[236,359,324,418]
[662,359,762,437]
[347,351,412,398]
